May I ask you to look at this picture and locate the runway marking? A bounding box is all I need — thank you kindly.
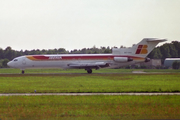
[0,93,180,96]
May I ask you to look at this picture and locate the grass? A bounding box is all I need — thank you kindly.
[0,73,179,93]
[0,69,179,119]
[0,68,180,74]
[0,68,132,74]
[0,95,179,119]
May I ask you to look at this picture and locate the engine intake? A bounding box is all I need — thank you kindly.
[114,57,133,62]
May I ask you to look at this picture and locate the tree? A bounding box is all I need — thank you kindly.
[172,41,180,57]
[104,46,111,53]
[81,48,87,54]
[2,59,9,68]
[172,61,180,69]
[0,48,4,59]
[4,46,16,60]
[58,48,67,54]
[160,44,171,60]
[148,47,162,59]
[169,44,178,58]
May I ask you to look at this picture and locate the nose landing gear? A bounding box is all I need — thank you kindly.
[22,70,25,74]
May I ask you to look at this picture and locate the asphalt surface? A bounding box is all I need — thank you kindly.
[0,93,180,96]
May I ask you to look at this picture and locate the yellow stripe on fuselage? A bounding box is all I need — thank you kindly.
[26,56,38,60]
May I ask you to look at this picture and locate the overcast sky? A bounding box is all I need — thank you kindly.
[0,0,180,51]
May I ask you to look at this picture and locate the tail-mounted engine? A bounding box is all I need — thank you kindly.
[114,57,133,62]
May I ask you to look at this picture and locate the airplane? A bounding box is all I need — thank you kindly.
[7,38,167,74]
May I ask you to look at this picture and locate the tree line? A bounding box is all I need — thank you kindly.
[0,41,179,68]
[147,41,180,62]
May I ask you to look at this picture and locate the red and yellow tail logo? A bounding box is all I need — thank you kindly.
[135,45,148,54]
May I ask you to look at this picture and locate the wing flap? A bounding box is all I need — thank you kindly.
[68,62,109,69]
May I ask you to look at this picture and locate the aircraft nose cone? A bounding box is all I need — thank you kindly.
[7,61,13,67]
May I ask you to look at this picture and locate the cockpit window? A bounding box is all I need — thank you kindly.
[14,59,18,62]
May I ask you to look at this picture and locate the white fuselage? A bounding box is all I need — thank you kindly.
[7,54,145,70]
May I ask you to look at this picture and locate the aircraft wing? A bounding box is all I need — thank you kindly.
[68,62,109,69]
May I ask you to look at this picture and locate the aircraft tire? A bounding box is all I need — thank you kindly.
[87,69,92,74]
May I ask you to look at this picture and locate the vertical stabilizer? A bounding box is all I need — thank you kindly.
[112,38,167,58]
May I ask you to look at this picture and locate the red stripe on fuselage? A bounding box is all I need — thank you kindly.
[27,55,144,61]
[61,56,113,60]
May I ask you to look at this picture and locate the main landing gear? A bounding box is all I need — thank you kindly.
[22,70,25,74]
[86,69,92,74]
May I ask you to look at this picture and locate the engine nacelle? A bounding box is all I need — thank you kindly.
[114,57,133,62]
[145,58,150,62]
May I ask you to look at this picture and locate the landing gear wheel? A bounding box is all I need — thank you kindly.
[22,70,25,74]
[87,69,92,74]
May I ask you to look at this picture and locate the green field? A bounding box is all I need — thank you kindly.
[0,73,179,93]
[0,71,180,93]
[0,69,179,119]
[0,68,180,74]
[0,95,179,120]
[0,68,133,74]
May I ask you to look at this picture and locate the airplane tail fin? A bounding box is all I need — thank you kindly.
[112,38,167,58]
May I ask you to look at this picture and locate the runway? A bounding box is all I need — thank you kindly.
[0,93,180,96]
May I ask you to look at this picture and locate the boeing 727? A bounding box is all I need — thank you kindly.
[7,38,167,74]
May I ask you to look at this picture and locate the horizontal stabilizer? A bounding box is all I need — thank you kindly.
[146,38,167,42]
